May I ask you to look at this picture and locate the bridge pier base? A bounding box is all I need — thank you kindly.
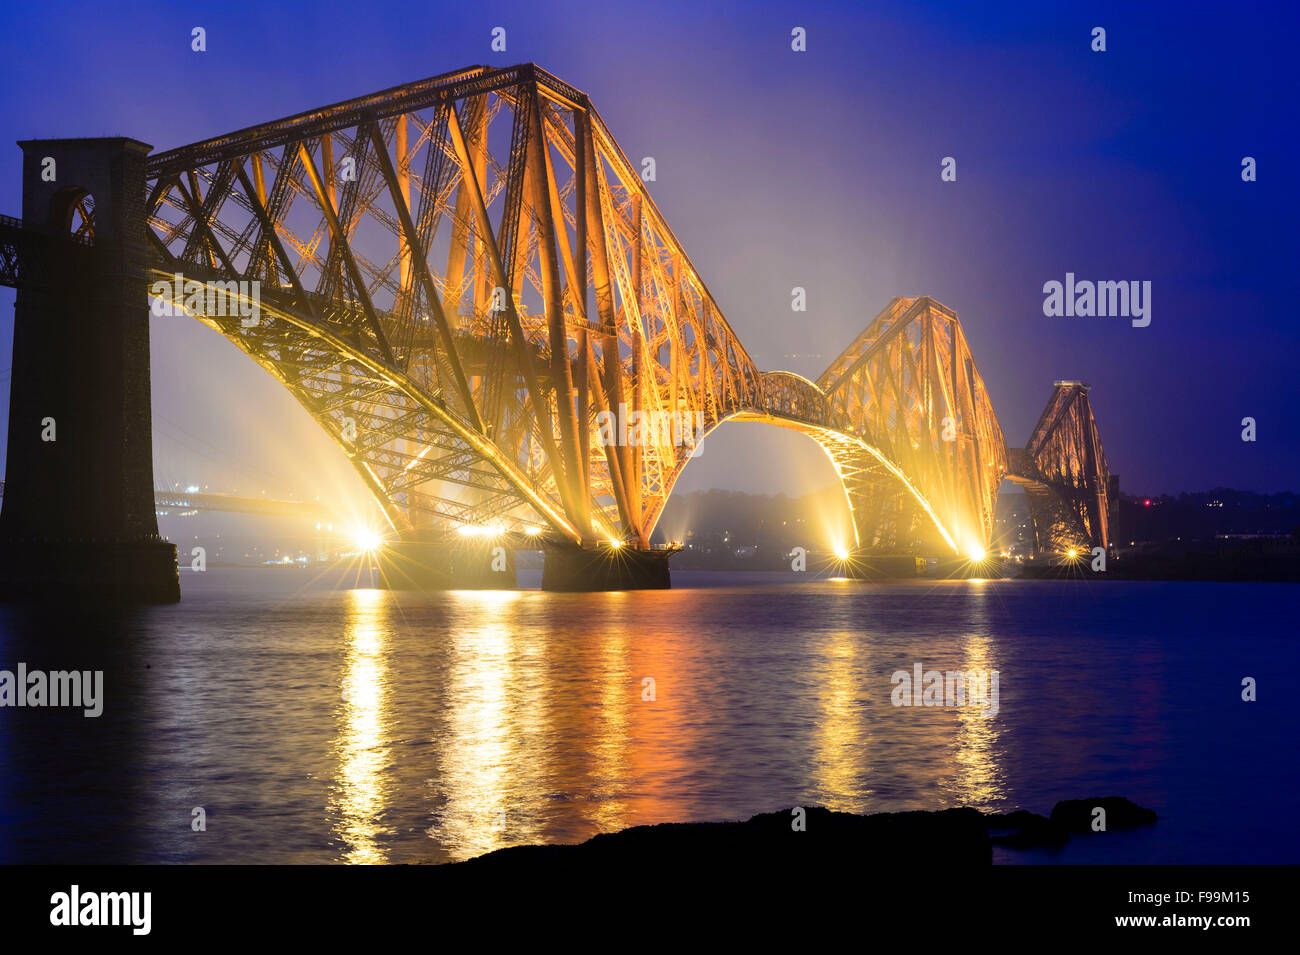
[0,539,179,604]
[375,539,516,590]
[834,554,927,580]
[930,556,1007,579]
[541,544,671,592]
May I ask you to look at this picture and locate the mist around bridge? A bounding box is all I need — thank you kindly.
[0,0,1295,939]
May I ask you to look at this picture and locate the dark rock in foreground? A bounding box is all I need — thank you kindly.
[454,806,990,871]
[985,809,1070,848]
[1050,796,1160,832]
[446,798,1156,872]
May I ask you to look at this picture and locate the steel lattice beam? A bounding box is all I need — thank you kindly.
[95,63,1113,554]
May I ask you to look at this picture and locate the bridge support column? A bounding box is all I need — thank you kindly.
[541,543,671,591]
[833,554,928,580]
[832,553,1005,580]
[375,537,516,590]
[0,138,179,604]
[930,556,1006,579]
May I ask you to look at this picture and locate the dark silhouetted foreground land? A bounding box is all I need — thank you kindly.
[443,797,1156,872]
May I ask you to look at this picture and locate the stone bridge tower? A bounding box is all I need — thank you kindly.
[0,137,179,603]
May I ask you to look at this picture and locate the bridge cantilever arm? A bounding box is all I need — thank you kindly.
[171,174,241,279]
[578,107,639,537]
[527,84,590,537]
[363,120,484,435]
[295,141,396,366]
[444,96,582,528]
[1026,386,1080,458]
[232,164,319,321]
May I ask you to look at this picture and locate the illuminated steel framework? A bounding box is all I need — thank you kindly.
[1006,382,1114,555]
[132,63,1110,556]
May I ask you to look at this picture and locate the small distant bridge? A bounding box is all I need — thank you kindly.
[0,482,328,521]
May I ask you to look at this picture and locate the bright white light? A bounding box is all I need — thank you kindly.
[458,524,503,538]
[833,546,850,560]
[967,546,987,562]
[186,485,200,493]
[608,539,624,548]
[525,526,542,536]
[354,530,383,552]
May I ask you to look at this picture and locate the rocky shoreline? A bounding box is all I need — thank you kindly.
[443,797,1157,872]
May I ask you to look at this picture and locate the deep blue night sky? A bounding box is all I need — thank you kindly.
[0,0,1295,500]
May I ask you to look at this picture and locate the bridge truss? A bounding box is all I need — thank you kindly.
[7,62,1110,557]
[1006,382,1114,555]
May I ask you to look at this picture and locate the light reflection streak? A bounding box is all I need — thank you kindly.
[331,587,392,864]
[948,595,1005,809]
[587,624,632,833]
[434,590,522,859]
[811,630,869,808]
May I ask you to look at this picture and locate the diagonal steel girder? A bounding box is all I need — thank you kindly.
[139,63,1110,555]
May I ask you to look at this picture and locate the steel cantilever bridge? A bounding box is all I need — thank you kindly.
[0,63,1114,595]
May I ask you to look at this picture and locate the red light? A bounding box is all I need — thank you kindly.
[1143,499,1151,507]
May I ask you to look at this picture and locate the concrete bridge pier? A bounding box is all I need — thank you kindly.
[375,535,516,590]
[541,543,672,591]
[833,554,928,580]
[930,556,1006,579]
[0,138,179,604]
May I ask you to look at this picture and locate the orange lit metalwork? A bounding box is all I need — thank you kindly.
[141,64,1112,556]
[1006,382,1114,555]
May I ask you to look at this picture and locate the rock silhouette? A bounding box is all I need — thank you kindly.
[1050,796,1160,832]
[445,798,1157,873]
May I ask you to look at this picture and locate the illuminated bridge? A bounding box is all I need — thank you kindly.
[0,64,1113,598]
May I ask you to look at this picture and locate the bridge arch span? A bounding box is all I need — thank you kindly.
[146,269,583,543]
[653,367,962,554]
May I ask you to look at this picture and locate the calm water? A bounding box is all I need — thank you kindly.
[0,568,1294,864]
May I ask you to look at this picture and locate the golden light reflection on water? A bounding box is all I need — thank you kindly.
[433,589,524,858]
[948,626,1006,810]
[587,625,633,833]
[811,630,870,808]
[331,588,392,864]
[616,603,700,828]
[319,579,1013,862]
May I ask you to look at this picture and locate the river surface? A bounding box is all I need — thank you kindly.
[0,568,1294,864]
